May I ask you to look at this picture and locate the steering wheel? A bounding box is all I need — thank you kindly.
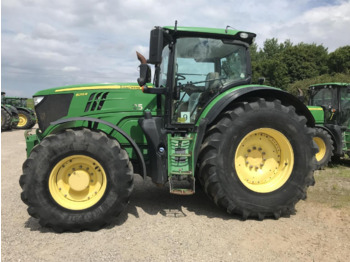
[176,74,186,81]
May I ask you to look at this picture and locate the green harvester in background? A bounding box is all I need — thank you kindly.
[20,25,318,232]
[2,94,36,129]
[307,83,350,169]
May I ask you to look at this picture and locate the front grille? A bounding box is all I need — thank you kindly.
[35,94,73,132]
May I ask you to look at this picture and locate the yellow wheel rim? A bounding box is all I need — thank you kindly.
[235,128,294,193]
[313,137,326,162]
[49,155,107,210]
[18,114,27,127]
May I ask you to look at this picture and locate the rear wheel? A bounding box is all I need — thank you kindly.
[198,99,316,220]
[1,108,11,130]
[313,128,333,169]
[20,128,134,232]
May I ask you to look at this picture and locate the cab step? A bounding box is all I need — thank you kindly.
[168,134,195,195]
[169,175,195,195]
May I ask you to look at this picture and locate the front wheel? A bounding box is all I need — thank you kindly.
[198,99,317,220]
[20,128,134,232]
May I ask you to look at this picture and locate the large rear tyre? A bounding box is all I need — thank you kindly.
[1,108,12,130]
[313,128,333,169]
[198,99,317,220]
[20,128,134,232]
[17,110,36,129]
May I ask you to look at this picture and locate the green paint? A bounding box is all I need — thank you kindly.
[307,106,324,124]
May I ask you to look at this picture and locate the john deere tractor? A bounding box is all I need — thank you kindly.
[20,25,317,232]
[2,95,36,129]
[307,83,350,169]
[1,92,19,131]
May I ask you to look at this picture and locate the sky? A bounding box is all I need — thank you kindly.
[1,0,350,97]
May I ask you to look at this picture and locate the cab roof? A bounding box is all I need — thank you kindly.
[309,83,349,89]
[163,26,256,45]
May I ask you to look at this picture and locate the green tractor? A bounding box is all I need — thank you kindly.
[20,25,317,232]
[2,94,36,129]
[307,83,350,169]
[1,92,19,131]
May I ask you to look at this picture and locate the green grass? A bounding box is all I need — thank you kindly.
[307,158,350,209]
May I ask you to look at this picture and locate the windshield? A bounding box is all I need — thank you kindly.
[309,87,337,108]
[171,37,248,124]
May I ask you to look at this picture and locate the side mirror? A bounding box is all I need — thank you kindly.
[148,27,163,64]
[137,64,151,87]
[258,77,265,85]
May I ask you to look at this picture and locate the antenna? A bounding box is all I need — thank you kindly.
[225,25,236,33]
[174,20,178,32]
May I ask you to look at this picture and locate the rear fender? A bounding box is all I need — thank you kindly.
[16,107,35,114]
[193,86,315,166]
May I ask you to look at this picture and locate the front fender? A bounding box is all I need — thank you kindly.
[40,117,147,178]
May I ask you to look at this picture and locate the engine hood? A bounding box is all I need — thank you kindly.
[33,82,143,96]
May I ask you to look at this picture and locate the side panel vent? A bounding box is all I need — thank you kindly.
[84,92,109,112]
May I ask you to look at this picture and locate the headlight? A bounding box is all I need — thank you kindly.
[34,96,44,106]
[240,32,249,39]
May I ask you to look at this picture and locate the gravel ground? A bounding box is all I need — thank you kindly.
[2,128,350,261]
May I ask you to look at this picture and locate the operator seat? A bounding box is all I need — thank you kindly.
[177,72,221,122]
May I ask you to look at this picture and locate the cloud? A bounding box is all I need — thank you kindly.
[1,0,349,97]
[62,66,81,72]
[266,0,350,51]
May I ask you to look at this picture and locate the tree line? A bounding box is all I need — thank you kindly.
[250,39,350,96]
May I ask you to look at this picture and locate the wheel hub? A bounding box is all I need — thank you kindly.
[49,155,107,210]
[245,147,265,168]
[68,170,90,191]
[235,128,294,193]
[313,137,326,161]
[18,114,27,127]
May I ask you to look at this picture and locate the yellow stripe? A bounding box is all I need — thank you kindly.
[308,108,323,111]
[55,85,141,92]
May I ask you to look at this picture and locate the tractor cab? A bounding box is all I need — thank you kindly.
[309,83,350,126]
[138,26,255,127]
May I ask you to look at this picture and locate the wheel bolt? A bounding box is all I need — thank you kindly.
[253,146,256,150]
[258,148,262,151]
[248,149,251,152]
